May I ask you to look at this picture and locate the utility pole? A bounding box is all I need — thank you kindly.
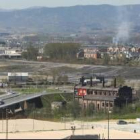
[108,111,109,140]
[6,110,8,139]
[33,110,34,131]
[2,109,3,132]
[108,110,112,140]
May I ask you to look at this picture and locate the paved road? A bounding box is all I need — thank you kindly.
[0,91,72,109]
[90,121,140,133]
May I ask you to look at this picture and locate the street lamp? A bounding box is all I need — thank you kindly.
[108,110,112,140]
[2,109,3,133]
[71,126,76,135]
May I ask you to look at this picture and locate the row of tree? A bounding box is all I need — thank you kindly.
[21,43,138,67]
[22,43,80,61]
[43,43,80,60]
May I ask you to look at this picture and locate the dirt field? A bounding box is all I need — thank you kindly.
[0,119,140,139]
[1,128,140,139]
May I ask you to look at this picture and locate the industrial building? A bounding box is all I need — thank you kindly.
[74,76,133,112]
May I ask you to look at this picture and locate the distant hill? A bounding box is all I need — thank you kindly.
[1,5,140,33]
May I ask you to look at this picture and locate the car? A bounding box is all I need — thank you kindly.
[0,99,4,105]
[7,91,16,95]
[117,120,127,125]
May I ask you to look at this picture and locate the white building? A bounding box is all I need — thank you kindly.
[8,73,29,82]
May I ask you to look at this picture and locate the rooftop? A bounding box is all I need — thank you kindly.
[75,85,119,91]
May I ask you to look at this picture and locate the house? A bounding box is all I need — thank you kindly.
[131,47,137,52]
[120,46,127,52]
[107,46,114,52]
[76,50,84,59]
[77,47,101,60]
[51,101,66,110]
[123,51,140,59]
[0,48,22,59]
[83,48,99,53]
[37,56,43,61]
[84,52,101,59]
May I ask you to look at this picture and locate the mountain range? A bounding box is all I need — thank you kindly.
[1,5,140,34]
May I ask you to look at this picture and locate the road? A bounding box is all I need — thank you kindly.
[0,90,72,109]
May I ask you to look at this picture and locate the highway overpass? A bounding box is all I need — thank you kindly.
[0,91,73,115]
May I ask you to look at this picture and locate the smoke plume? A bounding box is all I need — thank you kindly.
[114,6,131,45]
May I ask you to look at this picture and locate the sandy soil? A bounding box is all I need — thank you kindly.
[0,128,140,139]
[0,119,139,139]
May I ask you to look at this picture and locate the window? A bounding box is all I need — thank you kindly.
[106,103,108,107]
[95,91,97,95]
[110,103,113,107]
[87,89,91,95]
[102,103,104,107]
[112,92,115,96]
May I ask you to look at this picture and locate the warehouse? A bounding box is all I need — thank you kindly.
[8,72,29,82]
[74,76,133,112]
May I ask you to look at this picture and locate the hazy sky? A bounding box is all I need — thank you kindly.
[1,0,140,9]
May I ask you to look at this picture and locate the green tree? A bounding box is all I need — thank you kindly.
[57,75,63,84]
[43,43,80,60]
[116,76,125,86]
[22,45,38,60]
[86,103,95,116]
[51,69,58,84]
[103,53,110,65]
[62,75,68,85]
[111,77,125,87]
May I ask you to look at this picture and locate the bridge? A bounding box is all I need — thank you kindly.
[0,90,73,114]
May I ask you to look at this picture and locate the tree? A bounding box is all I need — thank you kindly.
[111,76,125,87]
[103,53,110,65]
[121,54,127,64]
[51,69,58,84]
[62,75,68,85]
[57,75,63,84]
[22,45,38,60]
[43,43,80,60]
[86,103,95,116]
[69,100,81,118]
[116,76,125,86]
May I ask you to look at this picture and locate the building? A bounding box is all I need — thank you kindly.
[84,52,101,59]
[8,73,29,82]
[76,50,84,59]
[51,101,66,110]
[0,48,22,59]
[74,77,133,112]
[83,48,101,59]
[64,135,99,139]
[51,102,63,110]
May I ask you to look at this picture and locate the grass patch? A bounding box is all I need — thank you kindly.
[13,88,60,94]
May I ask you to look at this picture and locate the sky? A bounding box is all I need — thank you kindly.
[1,0,140,9]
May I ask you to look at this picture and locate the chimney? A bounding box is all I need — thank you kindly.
[81,76,85,86]
[90,76,93,87]
[114,78,116,88]
[102,77,105,87]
